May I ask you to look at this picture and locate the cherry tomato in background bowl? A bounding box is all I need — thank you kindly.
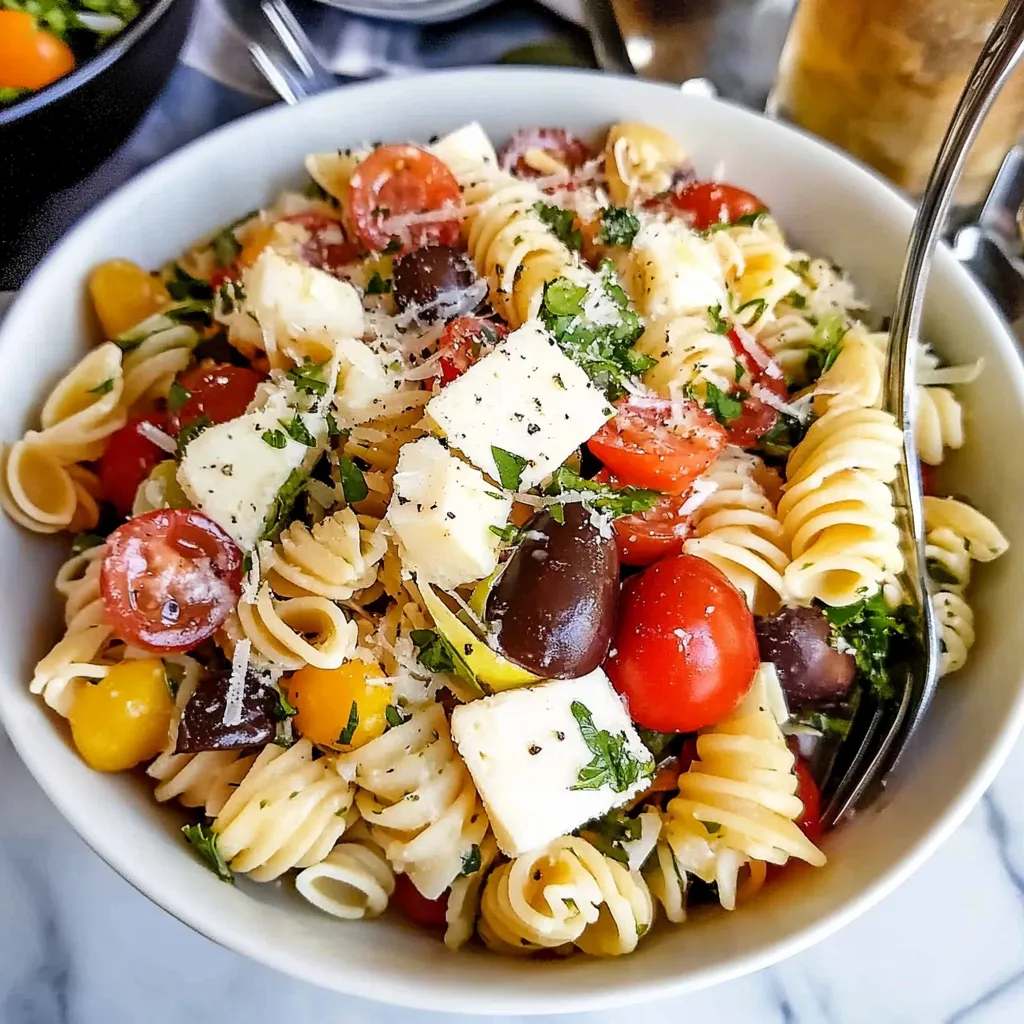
[100,509,243,653]
[605,553,759,733]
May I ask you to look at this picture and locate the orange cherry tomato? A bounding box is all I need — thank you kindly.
[0,11,75,92]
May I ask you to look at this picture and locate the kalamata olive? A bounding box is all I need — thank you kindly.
[487,503,619,678]
[174,666,280,753]
[755,606,856,704]
[392,244,476,321]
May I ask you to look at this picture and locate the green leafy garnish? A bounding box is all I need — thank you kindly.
[824,593,912,700]
[577,808,642,865]
[546,466,659,520]
[384,704,409,730]
[543,277,586,316]
[459,844,482,876]
[0,87,29,106]
[338,455,369,503]
[707,303,730,334]
[87,377,114,396]
[734,297,767,325]
[259,468,308,543]
[326,411,342,440]
[70,531,106,555]
[286,361,329,398]
[165,264,214,302]
[570,701,654,793]
[706,210,767,233]
[598,206,640,247]
[181,823,233,883]
[162,659,185,698]
[701,382,745,426]
[927,559,960,587]
[262,429,288,449]
[790,709,852,738]
[489,522,526,544]
[175,414,212,460]
[755,414,805,459]
[279,415,316,448]
[635,727,679,761]
[337,700,360,745]
[490,446,529,491]
[167,380,191,412]
[410,628,477,689]
[534,201,582,252]
[806,313,849,379]
[366,272,392,295]
[785,290,807,310]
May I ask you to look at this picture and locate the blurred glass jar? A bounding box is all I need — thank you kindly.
[770,0,1024,204]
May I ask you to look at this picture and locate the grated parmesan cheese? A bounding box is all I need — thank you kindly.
[137,420,178,454]
[751,383,810,423]
[223,638,251,728]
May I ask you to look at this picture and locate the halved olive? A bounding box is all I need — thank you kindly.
[487,503,620,678]
[392,244,476,321]
[175,666,279,753]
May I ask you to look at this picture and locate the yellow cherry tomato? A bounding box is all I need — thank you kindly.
[69,658,174,772]
[237,223,277,270]
[289,661,393,751]
[0,11,75,92]
[89,259,170,339]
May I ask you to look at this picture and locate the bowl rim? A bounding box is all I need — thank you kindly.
[0,0,185,127]
[4,66,1024,1013]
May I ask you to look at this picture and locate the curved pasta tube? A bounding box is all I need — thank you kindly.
[445,834,499,951]
[915,386,964,467]
[756,311,820,384]
[664,665,825,910]
[211,739,354,882]
[30,622,113,717]
[643,832,687,924]
[337,703,489,900]
[811,331,884,413]
[635,313,738,399]
[119,317,199,408]
[55,543,106,632]
[0,439,78,534]
[295,836,395,921]
[265,508,387,601]
[36,342,127,463]
[66,465,103,533]
[236,583,359,670]
[779,407,904,606]
[684,448,790,615]
[604,122,689,205]
[478,835,653,957]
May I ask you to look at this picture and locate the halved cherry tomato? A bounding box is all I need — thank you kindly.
[282,212,362,274]
[593,468,691,566]
[920,463,936,496]
[725,330,789,448]
[392,874,449,928]
[99,413,171,516]
[587,397,726,495]
[0,11,75,92]
[429,316,508,388]
[790,745,823,843]
[497,127,594,179]
[606,553,759,732]
[661,182,767,231]
[101,509,243,653]
[167,364,265,435]
[348,145,462,254]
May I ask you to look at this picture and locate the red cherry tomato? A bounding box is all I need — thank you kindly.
[497,127,594,179]
[282,212,362,273]
[606,554,759,732]
[725,330,789,448]
[593,468,691,566]
[99,413,171,516]
[100,509,243,653]
[920,463,936,496]
[392,874,449,928]
[167,364,265,435]
[348,145,462,254]
[661,182,767,231]
[588,397,726,496]
[791,748,823,843]
[429,316,508,388]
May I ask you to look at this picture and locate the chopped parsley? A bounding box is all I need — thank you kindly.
[824,593,912,700]
[165,263,214,302]
[162,659,185,698]
[598,206,640,247]
[181,823,233,883]
[286,361,329,398]
[384,704,409,730]
[569,701,654,793]
[211,227,242,269]
[259,468,308,543]
[578,808,642,865]
[167,380,191,412]
[326,411,342,440]
[366,271,392,295]
[635,726,679,761]
[705,210,767,233]
[489,522,527,544]
[927,559,960,587]
[734,297,767,326]
[707,302,730,334]
[279,414,316,447]
[262,429,288,449]
[546,466,659,520]
[490,446,529,491]
[337,700,360,745]
[790,709,852,738]
[785,290,807,310]
[87,377,114,395]
[338,455,369,504]
[410,628,477,689]
[459,844,482,876]
[755,413,805,459]
[806,313,849,379]
[70,531,106,555]
[701,381,745,426]
[175,414,212,460]
[534,201,582,252]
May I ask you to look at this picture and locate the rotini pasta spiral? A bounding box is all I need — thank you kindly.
[265,508,387,601]
[54,543,106,632]
[30,622,113,717]
[294,827,395,921]
[635,313,738,399]
[236,583,359,671]
[779,406,904,606]
[684,447,791,615]
[117,312,200,408]
[643,831,687,924]
[664,665,825,910]
[337,702,489,899]
[914,385,964,467]
[478,835,653,957]
[445,833,499,951]
[211,738,354,882]
[604,122,689,205]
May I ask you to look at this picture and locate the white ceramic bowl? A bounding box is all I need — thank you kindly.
[2,69,1024,1014]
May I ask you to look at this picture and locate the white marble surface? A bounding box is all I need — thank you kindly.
[2,724,1023,1024]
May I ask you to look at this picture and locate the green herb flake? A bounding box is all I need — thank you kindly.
[175,414,212,460]
[927,559,960,587]
[87,377,115,396]
[785,291,807,310]
[577,807,643,864]
[410,628,477,689]
[211,227,242,269]
[167,380,192,412]
[542,277,587,317]
[165,264,214,302]
[338,455,369,503]
[70,531,106,555]
[286,361,329,397]
[490,522,526,544]
[337,700,360,746]
[734,297,767,325]
[162,659,185,698]
[598,206,641,247]
[824,593,912,700]
[279,415,317,447]
[262,429,288,449]
[384,704,408,730]
[381,238,402,255]
[707,303,730,334]
[181,823,234,883]
[325,411,341,440]
[635,726,679,761]
[534,201,583,252]
[702,382,745,426]
[546,465,659,520]
[259,468,309,543]
[459,844,482,876]
[490,446,529,491]
[569,701,654,793]
[366,271,393,295]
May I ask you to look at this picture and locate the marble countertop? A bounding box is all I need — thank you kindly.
[3,722,1023,1024]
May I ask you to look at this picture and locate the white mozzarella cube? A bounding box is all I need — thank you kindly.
[424,321,613,490]
[427,122,499,178]
[450,669,655,857]
[177,406,325,551]
[385,437,512,591]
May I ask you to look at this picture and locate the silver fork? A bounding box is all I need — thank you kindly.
[822,0,1024,826]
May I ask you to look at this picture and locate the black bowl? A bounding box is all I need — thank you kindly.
[0,0,196,205]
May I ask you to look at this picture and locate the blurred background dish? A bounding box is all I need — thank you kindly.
[314,0,501,25]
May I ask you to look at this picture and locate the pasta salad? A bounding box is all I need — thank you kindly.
[1,120,1009,956]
